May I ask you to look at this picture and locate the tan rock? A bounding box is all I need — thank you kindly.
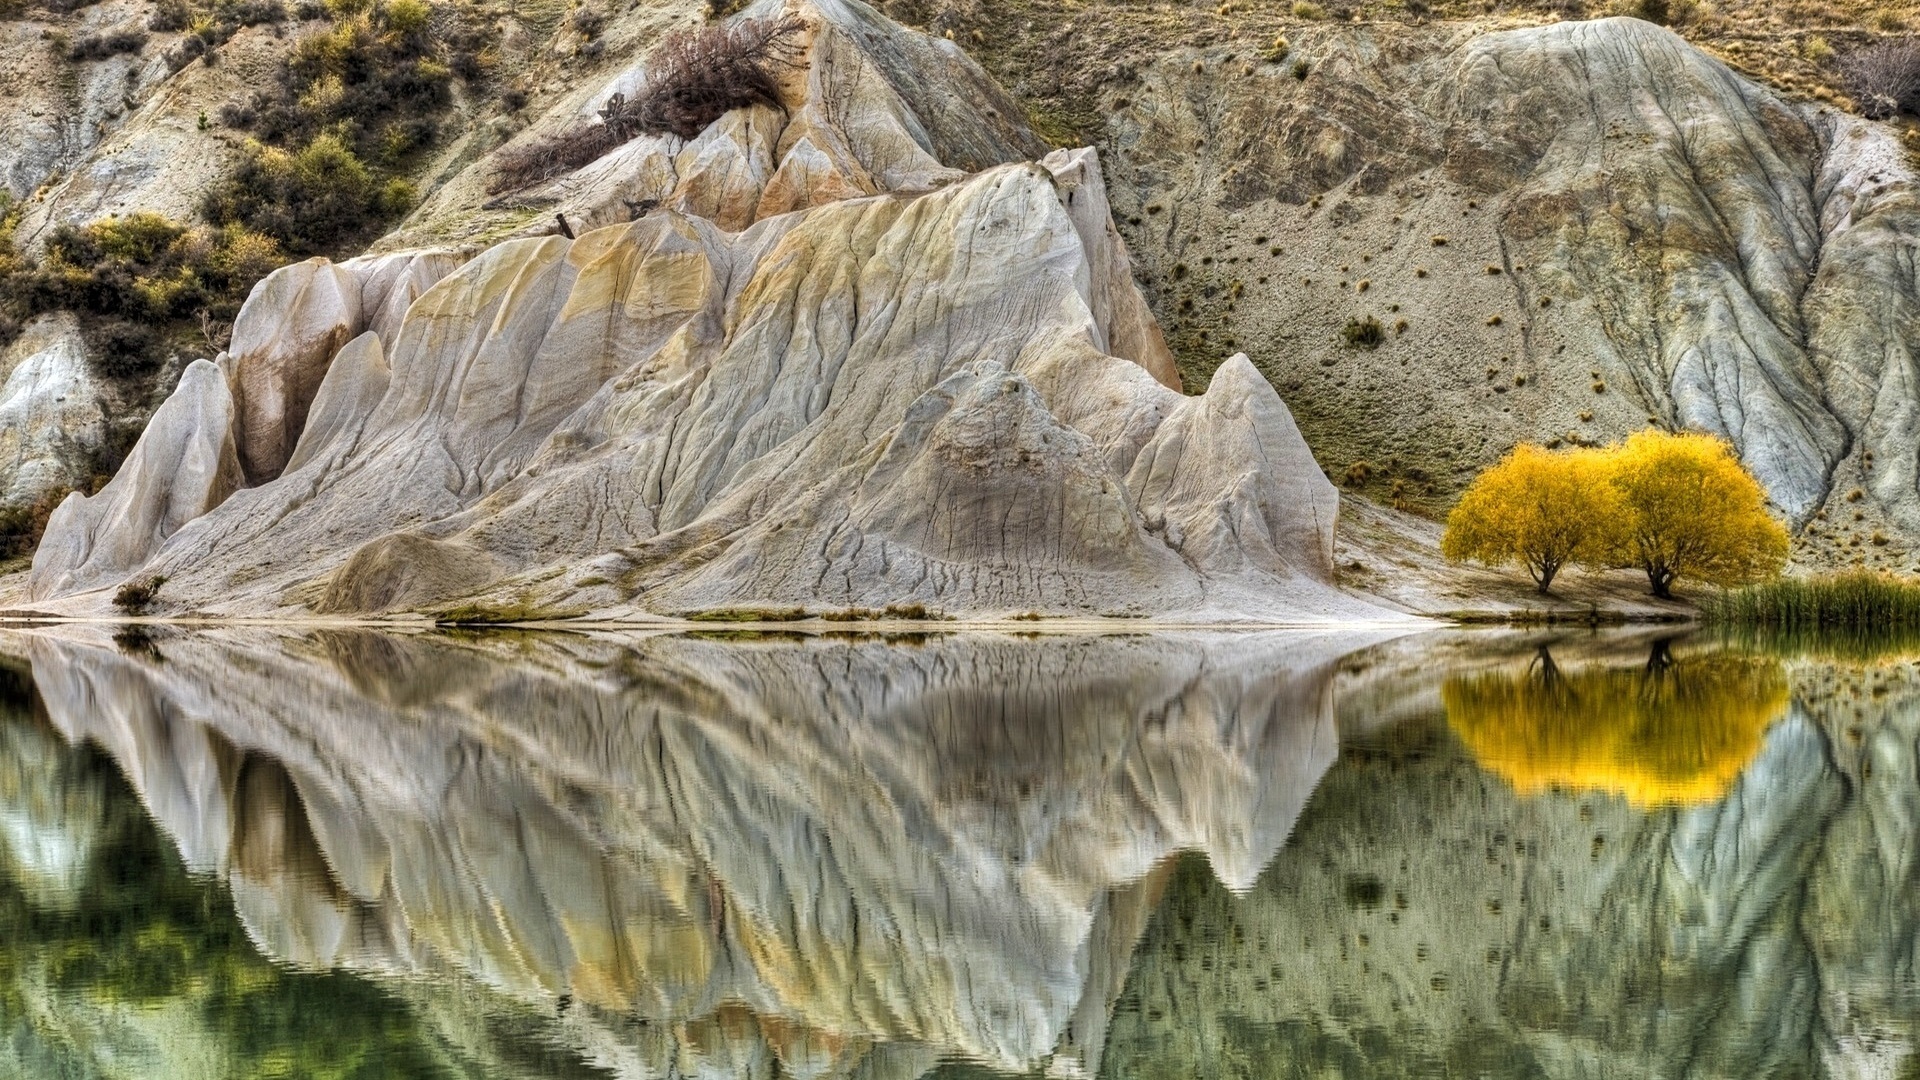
[27,358,242,601]
[226,250,467,485]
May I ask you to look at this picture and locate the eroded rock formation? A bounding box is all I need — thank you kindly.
[0,314,110,518]
[22,0,1383,624]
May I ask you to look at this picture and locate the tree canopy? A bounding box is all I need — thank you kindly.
[1441,444,1621,593]
[1442,430,1789,598]
[1608,430,1789,598]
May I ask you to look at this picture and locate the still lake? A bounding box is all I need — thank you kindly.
[0,624,1914,1078]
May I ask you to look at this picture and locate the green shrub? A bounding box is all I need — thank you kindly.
[67,29,148,61]
[0,211,286,375]
[0,487,71,562]
[222,4,451,164]
[112,575,168,613]
[201,135,413,256]
[203,0,494,252]
[147,0,193,29]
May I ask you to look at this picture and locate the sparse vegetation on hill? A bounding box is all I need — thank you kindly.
[870,0,1920,142]
[204,0,494,253]
[0,207,283,376]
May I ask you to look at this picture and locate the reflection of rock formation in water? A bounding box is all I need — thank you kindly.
[1107,637,1920,1079]
[0,667,108,912]
[3,627,1395,1079]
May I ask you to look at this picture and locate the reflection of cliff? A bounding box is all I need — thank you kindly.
[2,627,1396,1079]
[1445,642,1790,805]
[0,691,496,1080]
[1106,639,1920,1079]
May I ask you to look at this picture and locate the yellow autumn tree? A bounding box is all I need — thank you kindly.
[1441,444,1624,593]
[1606,430,1789,599]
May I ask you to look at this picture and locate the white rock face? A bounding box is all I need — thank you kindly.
[28,358,241,599]
[23,0,1383,624]
[394,0,1048,250]
[225,250,465,483]
[3,625,1402,1078]
[0,314,108,515]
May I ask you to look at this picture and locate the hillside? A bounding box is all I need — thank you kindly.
[3,0,1920,616]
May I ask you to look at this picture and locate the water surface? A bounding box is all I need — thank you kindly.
[1,625,1915,1078]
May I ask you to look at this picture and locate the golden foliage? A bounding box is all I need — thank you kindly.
[1443,430,1789,598]
[1608,430,1789,598]
[1444,647,1788,806]
[1441,444,1623,592]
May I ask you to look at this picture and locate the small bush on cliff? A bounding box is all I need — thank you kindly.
[1342,315,1385,349]
[1841,38,1920,118]
[489,15,803,192]
[1444,431,1787,598]
[0,211,285,374]
[67,28,148,60]
[112,575,168,613]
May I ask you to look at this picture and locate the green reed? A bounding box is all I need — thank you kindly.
[1704,569,1920,632]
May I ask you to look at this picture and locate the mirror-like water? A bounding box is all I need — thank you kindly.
[0,625,1914,1079]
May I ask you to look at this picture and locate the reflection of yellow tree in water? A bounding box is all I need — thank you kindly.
[1444,642,1790,806]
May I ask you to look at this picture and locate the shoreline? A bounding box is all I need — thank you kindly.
[0,610,1699,633]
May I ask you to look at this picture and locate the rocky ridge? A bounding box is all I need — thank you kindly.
[13,0,1920,607]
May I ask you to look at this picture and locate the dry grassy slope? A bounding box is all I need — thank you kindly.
[871,0,1915,158]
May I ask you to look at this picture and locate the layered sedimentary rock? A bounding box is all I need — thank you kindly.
[1100,17,1920,553]
[221,250,466,484]
[0,625,1396,1078]
[22,0,1381,624]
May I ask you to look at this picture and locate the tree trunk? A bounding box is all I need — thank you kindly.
[1647,565,1674,599]
[1534,560,1559,594]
